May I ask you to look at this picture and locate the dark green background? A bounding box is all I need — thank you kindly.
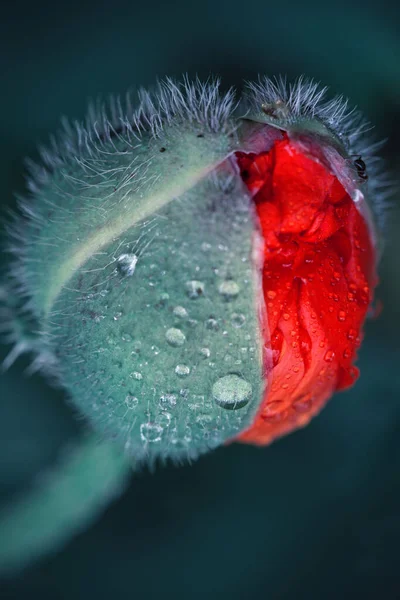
[0,0,399,597]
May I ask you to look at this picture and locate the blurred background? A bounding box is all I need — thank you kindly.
[0,0,399,597]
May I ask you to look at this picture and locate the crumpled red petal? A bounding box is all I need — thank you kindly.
[235,136,378,445]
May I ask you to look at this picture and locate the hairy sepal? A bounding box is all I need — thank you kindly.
[49,165,265,466]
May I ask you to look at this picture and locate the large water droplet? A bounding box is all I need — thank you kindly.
[218,280,240,300]
[165,327,186,347]
[212,374,252,410]
[140,422,163,442]
[117,253,138,276]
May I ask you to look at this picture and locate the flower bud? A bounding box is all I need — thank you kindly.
[3,76,384,463]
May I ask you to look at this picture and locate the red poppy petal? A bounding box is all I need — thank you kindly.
[235,136,378,445]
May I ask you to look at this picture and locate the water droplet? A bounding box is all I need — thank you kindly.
[186,280,205,299]
[156,412,171,427]
[159,393,177,408]
[343,347,352,359]
[324,350,335,362]
[231,313,245,328]
[131,340,142,355]
[212,374,252,410]
[117,253,138,276]
[338,310,346,322]
[125,394,139,409]
[165,327,186,347]
[206,317,219,331]
[347,328,357,340]
[267,290,277,300]
[283,313,290,321]
[140,422,163,443]
[262,400,286,419]
[130,371,143,380]
[199,347,211,358]
[93,314,105,323]
[304,252,315,264]
[173,306,188,318]
[113,312,123,321]
[175,364,190,377]
[218,280,240,299]
[293,394,313,413]
[159,293,169,306]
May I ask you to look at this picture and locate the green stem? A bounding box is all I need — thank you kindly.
[0,433,131,575]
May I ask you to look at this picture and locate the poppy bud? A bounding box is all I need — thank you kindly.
[3,76,384,458]
[0,75,386,573]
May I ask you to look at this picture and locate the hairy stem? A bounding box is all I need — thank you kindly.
[0,433,131,575]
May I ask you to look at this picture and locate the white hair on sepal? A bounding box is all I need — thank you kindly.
[243,75,395,237]
[243,74,352,128]
[135,75,237,137]
[0,279,60,378]
[334,106,396,237]
[25,76,237,179]
[1,197,61,377]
